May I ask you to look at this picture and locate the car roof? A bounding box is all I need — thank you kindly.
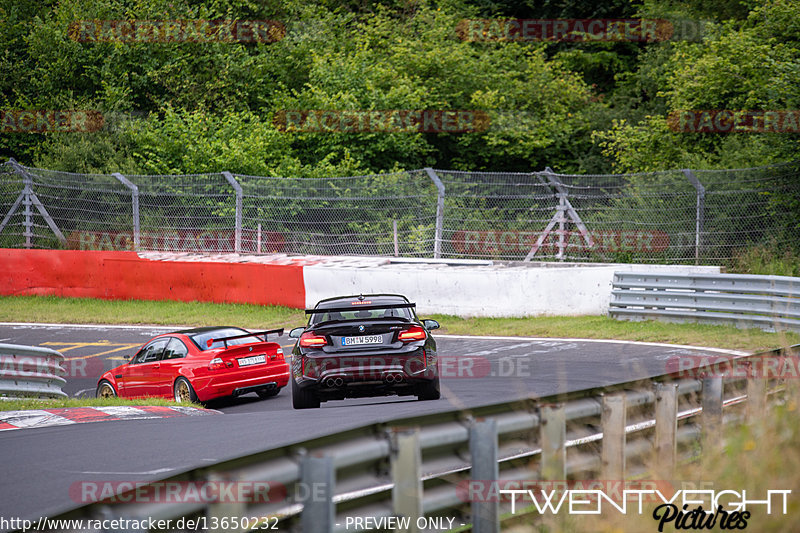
[313,294,411,309]
[174,326,246,335]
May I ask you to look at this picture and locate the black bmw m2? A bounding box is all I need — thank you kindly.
[288,294,441,409]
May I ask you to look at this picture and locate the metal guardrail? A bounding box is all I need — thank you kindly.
[0,343,67,398]
[609,272,800,333]
[43,344,799,533]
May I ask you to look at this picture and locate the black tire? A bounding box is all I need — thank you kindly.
[292,380,320,409]
[96,380,117,398]
[174,377,198,403]
[256,387,282,399]
[417,377,441,401]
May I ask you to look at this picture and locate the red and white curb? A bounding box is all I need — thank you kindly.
[0,406,219,431]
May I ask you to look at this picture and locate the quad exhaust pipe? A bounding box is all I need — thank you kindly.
[324,377,344,387]
[385,373,404,383]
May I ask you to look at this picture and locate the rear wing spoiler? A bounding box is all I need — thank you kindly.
[305,302,416,315]
[208,328,285,349]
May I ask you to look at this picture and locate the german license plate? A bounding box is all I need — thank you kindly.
[343,335,383,346]
[237,354,266,367]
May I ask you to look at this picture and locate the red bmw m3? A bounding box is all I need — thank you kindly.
[96,327,289,403]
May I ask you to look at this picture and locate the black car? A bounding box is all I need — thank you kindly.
[288,294,441,409]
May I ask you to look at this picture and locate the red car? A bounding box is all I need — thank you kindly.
[96,327,290,403]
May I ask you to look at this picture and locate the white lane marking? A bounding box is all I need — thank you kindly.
[74,388,95,398]
[438,334,749,355]
[69,468,176,475]
[0,322,178,330]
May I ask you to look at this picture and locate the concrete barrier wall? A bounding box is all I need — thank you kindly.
[0,249,306,308]
[303,261,721,317]
[1,249,720,317]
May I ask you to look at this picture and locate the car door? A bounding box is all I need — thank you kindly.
[124,338,169,398]
[153,337,189,397]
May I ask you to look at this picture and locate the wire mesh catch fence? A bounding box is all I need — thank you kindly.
[1,159,797,264]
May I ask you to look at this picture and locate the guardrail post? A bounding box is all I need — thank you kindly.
[391,429,422,533]
[746,374,767,423]
[300,453,334,533]
[654,383,678,475]
[601,394,627,480]
[112,172,140,250]
[701,377,723,448]
[424,168,445,259]
[206,473,246,533]
[470,419,499,533]
[222,171,243,253]
[540,404,566,481]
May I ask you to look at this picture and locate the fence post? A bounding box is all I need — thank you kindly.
[391,428,422,533]
[23,169,32,248]
[112,173,140,250]
[424,168,445,259]
[682,169,705,265]
[601,393,627,480]
[3,159,66,247]
[470,419,498,533]
[300,453,335,533]
[222,171,243,253]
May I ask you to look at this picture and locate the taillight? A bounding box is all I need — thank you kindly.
[398,325,426,342]
[208,357,225,371]
[276,348,284,360]
[299,332,327,348]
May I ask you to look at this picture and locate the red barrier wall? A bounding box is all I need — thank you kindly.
[0,249,305,308]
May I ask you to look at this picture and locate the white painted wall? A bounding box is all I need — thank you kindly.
[303,262,721,317]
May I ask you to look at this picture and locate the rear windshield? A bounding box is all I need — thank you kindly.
[309,306,414,326]
[189,328,264,351]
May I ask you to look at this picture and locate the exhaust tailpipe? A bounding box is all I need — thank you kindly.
[334,377,344,387]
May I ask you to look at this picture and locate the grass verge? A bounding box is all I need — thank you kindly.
[1,295,798,352]
[0,397,199,412]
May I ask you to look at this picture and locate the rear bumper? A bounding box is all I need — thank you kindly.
[293,347,438,400]
[197,366,290,401]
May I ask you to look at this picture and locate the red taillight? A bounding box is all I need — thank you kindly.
[299,332,328,348]
[398,325,426,342]
[208,357,225,371]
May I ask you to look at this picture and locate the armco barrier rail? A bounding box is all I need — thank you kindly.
[0,343,67,398]
[609,272,800,333]
[44,345,798,532]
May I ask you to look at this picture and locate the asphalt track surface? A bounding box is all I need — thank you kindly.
[0,323,743,525]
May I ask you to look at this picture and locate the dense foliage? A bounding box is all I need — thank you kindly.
[1,0,797,176]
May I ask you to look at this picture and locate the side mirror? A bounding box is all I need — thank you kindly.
[288,327,305,339]
[423,319,440,331]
